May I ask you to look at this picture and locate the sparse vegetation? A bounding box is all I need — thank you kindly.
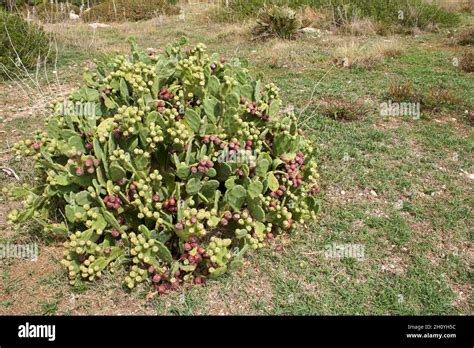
[82,0,180,23]
[423,87,461,110]
[33,2,80,23]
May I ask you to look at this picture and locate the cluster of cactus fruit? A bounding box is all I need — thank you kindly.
[5,37,320,294]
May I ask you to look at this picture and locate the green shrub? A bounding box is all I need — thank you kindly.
[6,38,320,293]
[252,5,308,40]
[82,0,180,23]
[0,9,52,79]
[216,0,459,30]
[216,0,292,22]
[0,0,34,11]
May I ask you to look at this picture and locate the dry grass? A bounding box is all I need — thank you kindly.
[424,87,462,109]
[0,245,160,315]
[335,17,378,36]
[299,6,332,29]
[387,80,463,110]
[425,0,474,12]
[202,262,274,315]
[0,246,64,315]
[333,38,404,69]
[387,80,423,103]
[44,7,249,56]
[253,39,320,69]
[317,97,371,122]
[82,0,180,23]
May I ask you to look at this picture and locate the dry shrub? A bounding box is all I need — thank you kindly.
[337,17,377,36]
[318,97,369,122]
[387,81,461,111]
[459,49,474,72]
[300,6,331,28]
[466,110,474,125]
[333,39,404,69]
[456,28,474,46]
[387,81,422,104]
[460,2,474,12]
[423,87,461,110]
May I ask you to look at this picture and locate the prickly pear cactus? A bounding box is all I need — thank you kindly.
[5,37,320,294]
[252,5,308,41]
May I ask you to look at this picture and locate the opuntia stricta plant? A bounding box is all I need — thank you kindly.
[5,37,320,294]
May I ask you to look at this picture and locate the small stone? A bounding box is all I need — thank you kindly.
[300,27,319,33]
